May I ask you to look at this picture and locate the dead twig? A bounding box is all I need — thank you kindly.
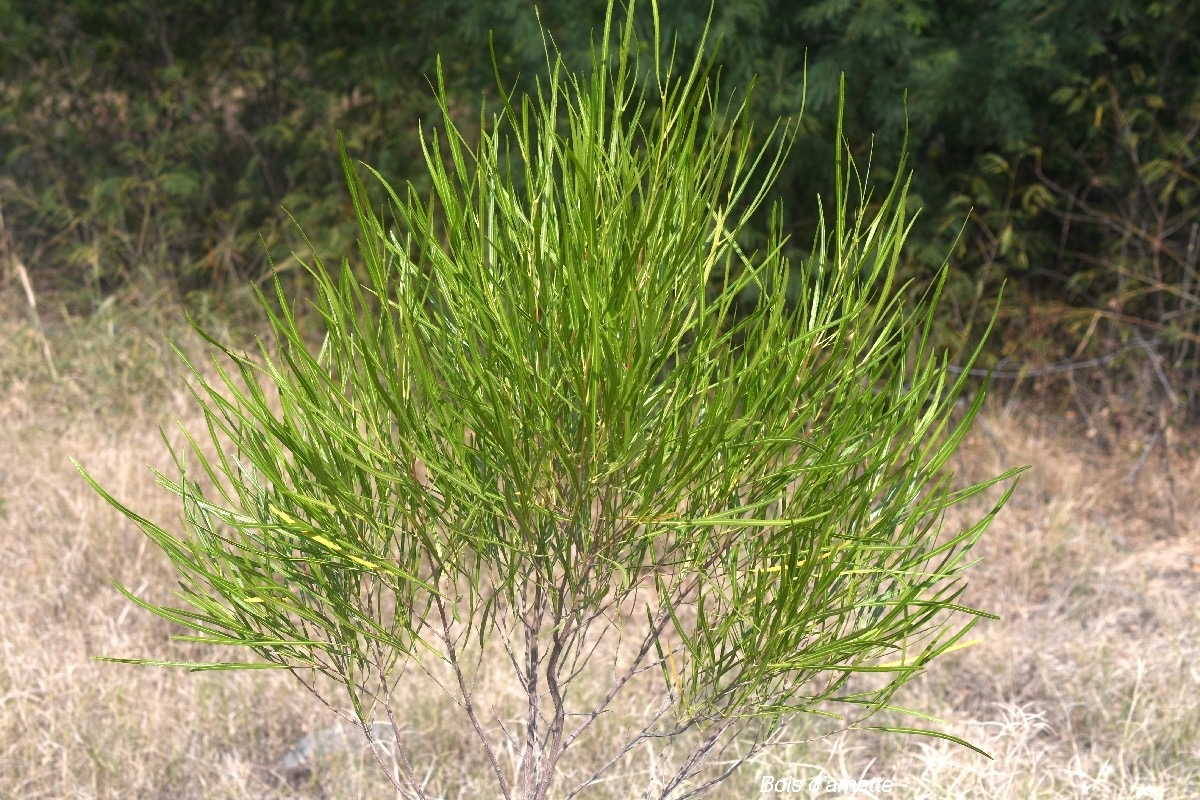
[1,197,59,381]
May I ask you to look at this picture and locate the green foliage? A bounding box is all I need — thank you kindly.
[792,0,1200,399]
[5,0,1196,414]
[450,0,1200,407]
[0,0,450,298]
[78,4,1022,796]
[1023,0,1200,408]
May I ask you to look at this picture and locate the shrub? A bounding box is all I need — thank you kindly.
[77,3,1023,797]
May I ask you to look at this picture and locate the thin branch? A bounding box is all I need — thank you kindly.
[562,699,677,800]
[436,590,513,800]
[654,716,738,800]
[521,580,546,798]
[948,337,1161,378]
[367,639,427,800]
[533,582,573,800]
[561,605,676,752]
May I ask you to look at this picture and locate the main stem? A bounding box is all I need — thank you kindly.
[522,581,547,798]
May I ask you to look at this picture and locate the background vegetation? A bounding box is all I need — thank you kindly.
[2,0,1198,431]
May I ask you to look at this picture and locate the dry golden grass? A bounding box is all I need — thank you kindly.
[2,290,1197,798]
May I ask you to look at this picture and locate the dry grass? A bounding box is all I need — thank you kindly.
[1,290,1197,799]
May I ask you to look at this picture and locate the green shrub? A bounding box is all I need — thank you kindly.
[78,3,1023,796]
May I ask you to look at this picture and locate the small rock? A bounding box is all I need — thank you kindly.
[271,721,397,780]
